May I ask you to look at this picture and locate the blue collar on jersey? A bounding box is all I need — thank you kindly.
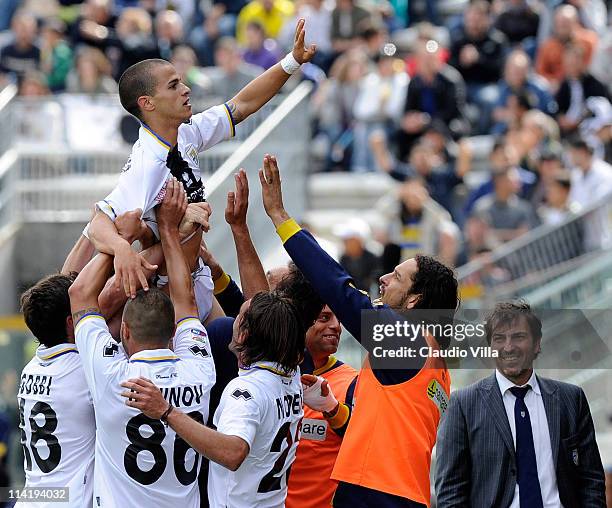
[140,121,172,150]
[36,343,79,361]
[239,360,294,377]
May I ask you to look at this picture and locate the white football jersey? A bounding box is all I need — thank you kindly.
[208,362,303,508]
[96,104,234,237]
[74,314,215,508]
[17,343,95,508]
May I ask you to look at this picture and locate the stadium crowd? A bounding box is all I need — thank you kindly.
[0,0,612,506]
[1,0,612,281]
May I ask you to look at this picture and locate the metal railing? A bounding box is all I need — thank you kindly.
[458,191,612,304]
[203,81,313,277]
[0,84,18,156]
[0,92,286,227]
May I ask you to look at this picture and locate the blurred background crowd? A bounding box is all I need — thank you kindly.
[0,0,611,278]
[0,0,611,500]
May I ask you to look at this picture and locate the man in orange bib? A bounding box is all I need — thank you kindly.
[259,155,459,508]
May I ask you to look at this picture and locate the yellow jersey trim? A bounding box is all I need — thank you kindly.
[141,122,171,150]
[39,346,78,361]
[213,272,231,295]
[75,313,105,330]
[276,218,301,243]
[327,402,350,429]
[176,316,200,326]
[313,355,338,376]
[223,103,236,138]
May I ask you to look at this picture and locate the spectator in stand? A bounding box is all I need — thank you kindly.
[114,7,159,77]
[65,46,118,93]
[494,0,540,50]
[70,0,117,54]
[492,89,536,136]
[280,0,333,71]
[493,49,557,130]
[404,22,450,78]
[236,0,294,45]
[18,69,51,96]
[568,137,612,208]
[556,42,609,137]
[0,10,40,82]
[333,218,380,291]
[535,4,598,92]
[472,165,539,244]
[153,0,196,32]
[40,18,73,92]
[170,44,209,104]
[538,169,581,225]
[513,109,562,173]
[154,9,184,61]
[530,147,565,208]
[189,1,245,66]
[538,0,608,42]
[568,137,612,250]
[377,179,460,269]
[359,21,387,62]
[397,38,468,161]
[311,49,368,171]
[464,139,537,218]
[580,96,612,163]
[202,37,261,100]
[242,21,280,70]
[330,0,372,55]
[449,0,508,134]
[351,45,408,172]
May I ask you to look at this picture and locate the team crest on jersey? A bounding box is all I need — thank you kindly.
[231,388,252,400]
[121,154,132,173]
[103,340,119,357]
[189,344,210,357]
[426,379,449,415]
[186,145,199,165]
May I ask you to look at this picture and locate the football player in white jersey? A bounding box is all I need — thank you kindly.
[86,19,316,299]
[18,273,95,507]
[121,291,306,508]
[69,179,215,508]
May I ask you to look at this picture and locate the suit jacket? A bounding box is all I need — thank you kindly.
[435,373,606,507]
[555,73,610,115]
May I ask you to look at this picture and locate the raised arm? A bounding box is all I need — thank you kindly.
[69,252,115,323]
[88,211,157,299]
[225,169,268,299]
[259,155,375,341]
[61,234,96,275]
[226,19,315,124]
[157,178,198,323]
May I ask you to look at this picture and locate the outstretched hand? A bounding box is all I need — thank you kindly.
[259,154,290,226]
[292,18,316,65]
[225,168,249,228]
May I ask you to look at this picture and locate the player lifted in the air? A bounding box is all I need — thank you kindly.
[18,273,95,508]
[69,179,215,507]
[87,18,316,300]
[121,290,306,507]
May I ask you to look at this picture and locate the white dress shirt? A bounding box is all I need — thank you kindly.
[496,370,563,508]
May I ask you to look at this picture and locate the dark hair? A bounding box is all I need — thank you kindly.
[569,136,594,154]
[21,273,77,347]
[122,288,175,345]
[235,291,306,374]
[409,254,459,310]
[552,169,572,189]
[119,59,170,120]
[484,300,542,345]
[274,262,325,329]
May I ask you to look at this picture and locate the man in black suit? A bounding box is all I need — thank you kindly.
[435,301,606,507]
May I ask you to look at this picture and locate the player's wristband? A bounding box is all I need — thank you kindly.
[160,404,174,425]
[280,52,301,75]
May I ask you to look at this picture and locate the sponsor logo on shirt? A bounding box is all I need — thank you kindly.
[300,418,328,441]
[427,379,449,415]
